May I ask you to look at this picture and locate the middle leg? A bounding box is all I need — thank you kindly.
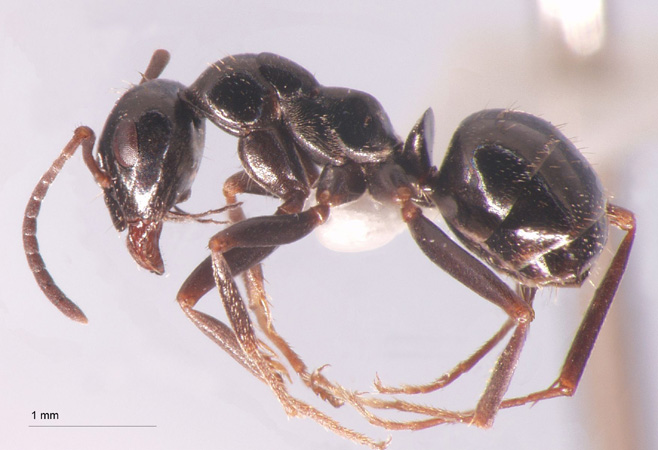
[222,171,346,405]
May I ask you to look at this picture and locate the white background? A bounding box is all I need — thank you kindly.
[1,1,657,449]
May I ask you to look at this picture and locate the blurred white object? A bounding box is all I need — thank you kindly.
[539,0,606,56]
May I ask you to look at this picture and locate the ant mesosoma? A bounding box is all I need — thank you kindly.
[24,50,636,448]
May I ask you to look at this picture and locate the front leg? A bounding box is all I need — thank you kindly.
[177,248,276,378]
[177,225,388,449]
[209,207,351,401]
[206,207,479,443]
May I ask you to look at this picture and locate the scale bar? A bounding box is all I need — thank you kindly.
[29,425,157,428]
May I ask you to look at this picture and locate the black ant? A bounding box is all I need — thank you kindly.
[177,53,636,433]
[24,50,636,448]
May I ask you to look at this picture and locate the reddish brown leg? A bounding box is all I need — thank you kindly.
[242,264,348,407]
[355,200,533,425]
[473,287,534,427]
[375,318,515,394]
[402,201,534,323]
[223,171,272,221]
[177,254,269,379]
[342,394,474,430]
[179,215,388,449]
[223,172,346,406]
[206,206,331,408]
[212,211,481,430]
[376,280,539,396]
[358,293,533,431]
[498,204,636,409]
[222,171,278,337]
[358,203,635,431]
[165,204,240,224]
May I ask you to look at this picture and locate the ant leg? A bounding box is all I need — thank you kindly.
[473,288,533,427]
[177,250,276,378]
[222,171,281,339]
[223,170,273,221]
[365,200,534,428]
[375,318,515,394]
[206,206,401,402]
[222,170,278,328]
[203,205,494,428]
[373,199,532,391]
[340,394,474,430]
[356,293,529,431]
[208,207,333,380]
[222,130,315,334]
[402,202,533,322]
[369,203,635,429]
[241,260,347,407]
[179,225,388,449]
[24,127,97,323]
[498,204,636,409]
[190,201,491,432]
[222,169,304,329]
[223,172,347,405]
[165,204,240,224]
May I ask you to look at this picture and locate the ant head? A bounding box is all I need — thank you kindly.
[98,79,205,274]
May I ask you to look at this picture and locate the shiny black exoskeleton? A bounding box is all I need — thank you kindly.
[433,109,608,287]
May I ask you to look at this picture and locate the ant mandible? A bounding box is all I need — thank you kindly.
[177,52,636,431]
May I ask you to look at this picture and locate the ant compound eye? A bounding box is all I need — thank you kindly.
[112,120,139,167]
[112,112,172,168]
[208,73,266,123]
